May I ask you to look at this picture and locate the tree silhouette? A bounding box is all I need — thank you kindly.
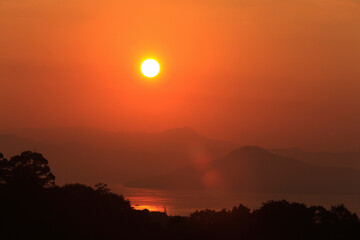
[2,151,55,189]
[330,204,359,224]
[1,151,360,240]
[0,153,8,185]
[95,182,111,194]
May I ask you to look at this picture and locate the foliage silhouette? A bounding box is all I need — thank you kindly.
[1,151,360,240]
[0,151,55,190]
[0,152,7,184]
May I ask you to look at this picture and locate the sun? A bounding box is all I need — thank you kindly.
[141,59,160,78]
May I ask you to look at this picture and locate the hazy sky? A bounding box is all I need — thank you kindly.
[1,0,359,151]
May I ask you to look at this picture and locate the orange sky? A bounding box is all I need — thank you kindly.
[0,0,359,151]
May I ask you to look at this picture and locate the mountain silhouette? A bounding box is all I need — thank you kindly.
[270,148,360,170]
[0,127,238,185]
[127,146,360,194]
[0,134,47,156]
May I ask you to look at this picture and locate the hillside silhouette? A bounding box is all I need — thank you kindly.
[0,127,238,185]
[270,148,360,170]
[127,146,360,194]
[1,151,359,240]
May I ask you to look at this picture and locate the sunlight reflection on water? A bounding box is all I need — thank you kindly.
[111,185,360,216]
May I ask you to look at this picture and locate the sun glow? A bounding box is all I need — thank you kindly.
[133,205,164,212]
[141,59,160,78]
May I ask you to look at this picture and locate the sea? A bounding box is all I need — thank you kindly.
[111,185,360,216]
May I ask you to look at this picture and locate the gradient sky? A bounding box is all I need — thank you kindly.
[0,0,359,151]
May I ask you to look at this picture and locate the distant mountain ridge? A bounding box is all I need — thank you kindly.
[127,146,360,195]
[2,127,360,193]
[0,127,239,185]
[270,148,360,170]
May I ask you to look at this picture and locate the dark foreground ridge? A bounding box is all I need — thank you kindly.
[1,151,360,240]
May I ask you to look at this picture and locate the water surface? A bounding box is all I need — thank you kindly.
[112,185,360,216]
